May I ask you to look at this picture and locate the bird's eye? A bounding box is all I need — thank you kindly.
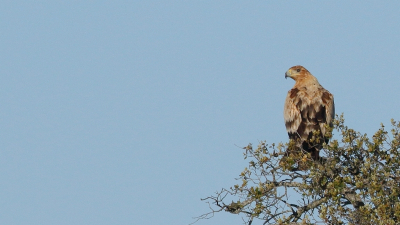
[296,69,301,72]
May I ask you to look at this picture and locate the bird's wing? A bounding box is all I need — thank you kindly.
[284,88,302,136]
[319,90,335,136]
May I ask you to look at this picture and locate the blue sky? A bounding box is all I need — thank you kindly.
[1,1,400,225]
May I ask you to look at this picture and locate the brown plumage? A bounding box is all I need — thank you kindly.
[283,65,335,160]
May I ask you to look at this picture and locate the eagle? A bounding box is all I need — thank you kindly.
[283,65,335,160]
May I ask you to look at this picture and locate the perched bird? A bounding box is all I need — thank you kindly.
[283,65,335,160]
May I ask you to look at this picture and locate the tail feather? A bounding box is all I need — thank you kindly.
[301,142,320,160]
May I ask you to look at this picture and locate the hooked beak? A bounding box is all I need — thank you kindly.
[285,69,291,79]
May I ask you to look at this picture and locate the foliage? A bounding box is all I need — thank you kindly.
[194,115,400,224]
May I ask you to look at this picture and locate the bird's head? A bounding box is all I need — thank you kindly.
[285,65,309,81]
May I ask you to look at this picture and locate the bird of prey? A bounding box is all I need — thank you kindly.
[283,65,335,160]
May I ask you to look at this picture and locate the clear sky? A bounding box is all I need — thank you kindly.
[1,1,400,225]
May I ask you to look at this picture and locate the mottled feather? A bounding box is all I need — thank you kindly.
[283,65,335,159]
